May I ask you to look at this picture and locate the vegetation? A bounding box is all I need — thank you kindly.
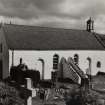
[0,81,24,105]
[60,82,105,105]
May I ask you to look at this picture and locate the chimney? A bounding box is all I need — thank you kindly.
[20,58,23,65]
[86,17,94,32]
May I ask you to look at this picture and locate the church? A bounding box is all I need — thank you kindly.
[0,18,105,79]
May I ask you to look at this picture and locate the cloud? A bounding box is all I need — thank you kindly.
[0,0,105,33]
[1,0,105,19]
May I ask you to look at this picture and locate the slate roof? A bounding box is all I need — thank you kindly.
[1,24,105,50]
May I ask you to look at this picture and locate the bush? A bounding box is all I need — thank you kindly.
[0,81,24,105]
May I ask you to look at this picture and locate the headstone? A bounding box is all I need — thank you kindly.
[26,78,32,89]
[26,78,32,105]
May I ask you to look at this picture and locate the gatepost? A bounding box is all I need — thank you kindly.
[26,78,32,105]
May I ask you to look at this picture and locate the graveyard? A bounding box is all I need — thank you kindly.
[1,56,105,105]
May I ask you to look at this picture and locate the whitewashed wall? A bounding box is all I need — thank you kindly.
[9,50,105,79]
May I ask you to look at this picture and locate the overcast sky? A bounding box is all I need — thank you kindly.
[0,0,105,34]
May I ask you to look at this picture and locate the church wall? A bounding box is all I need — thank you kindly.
[9,50,105,79]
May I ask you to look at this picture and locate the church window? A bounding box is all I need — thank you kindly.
[97,61,101,68]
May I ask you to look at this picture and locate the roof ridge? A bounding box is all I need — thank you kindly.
[4,23,86,32]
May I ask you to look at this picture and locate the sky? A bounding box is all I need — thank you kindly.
[0,0,105,34]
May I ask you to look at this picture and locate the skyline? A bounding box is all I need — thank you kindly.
[0,0,105,34]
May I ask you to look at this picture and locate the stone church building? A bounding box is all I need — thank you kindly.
[0,20,105,79]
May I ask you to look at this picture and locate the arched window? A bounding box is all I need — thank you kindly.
[74,54,79,65]
[53,54,59,69]
[97,61,101,68]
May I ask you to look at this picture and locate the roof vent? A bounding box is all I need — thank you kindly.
[86,17,94,32]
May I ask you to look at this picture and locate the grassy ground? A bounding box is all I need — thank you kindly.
[32,86,105,105]
[32,97,65,105]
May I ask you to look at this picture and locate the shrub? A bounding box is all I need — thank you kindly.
[0,81,24,105]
